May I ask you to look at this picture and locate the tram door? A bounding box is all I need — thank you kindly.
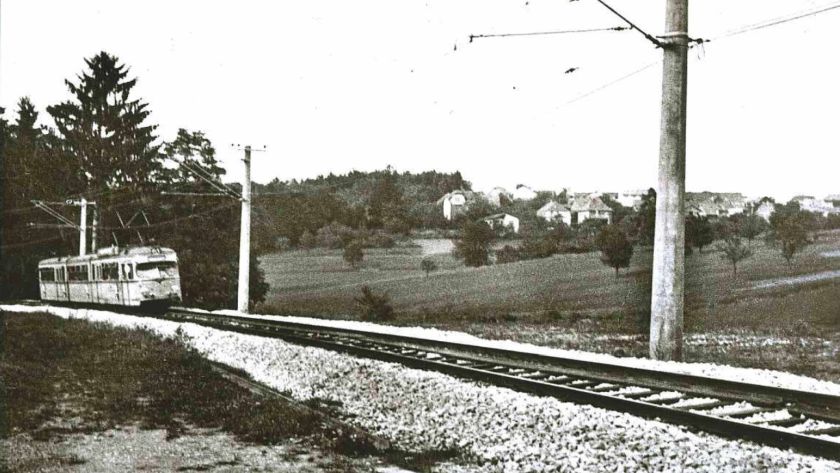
[119,263,134,305]
[57,266,69,301]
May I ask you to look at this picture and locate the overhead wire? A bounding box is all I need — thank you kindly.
[709,1,840,42]
[469,25,628,42]
[564,59,661,105]
[563,0,840,106]
[0,235,64,250]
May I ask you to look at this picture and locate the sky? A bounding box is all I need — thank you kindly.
[2,0,839,201]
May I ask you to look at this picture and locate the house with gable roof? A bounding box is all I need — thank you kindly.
[436,190,477,221]
[482,213,520,234]
[512,184,538,201]
[569,195,613,225]
[486,187,512,207]
[536,201,572,226]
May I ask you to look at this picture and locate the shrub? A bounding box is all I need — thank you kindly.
[316,222,354,249]
[354,285,394,321]
[420,258,438,276]
[495,245,522,264]
[453,221,494,267]
[343,240,364,268]
[274,236,291,252]
[364,231,396,249]
[299,230,316,250]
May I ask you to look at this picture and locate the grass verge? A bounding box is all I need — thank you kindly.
[0,311,463,471]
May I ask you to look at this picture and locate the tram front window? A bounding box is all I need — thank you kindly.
[136,261,178,279]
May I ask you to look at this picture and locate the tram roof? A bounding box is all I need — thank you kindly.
[39,246,177,265]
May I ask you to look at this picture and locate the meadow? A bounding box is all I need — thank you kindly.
[257,230,840,381]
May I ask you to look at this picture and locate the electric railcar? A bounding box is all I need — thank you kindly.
[38,246,182,310]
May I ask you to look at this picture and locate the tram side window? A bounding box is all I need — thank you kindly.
[68,265,89,281]
[39,268,55,282]
[102,263,119,281]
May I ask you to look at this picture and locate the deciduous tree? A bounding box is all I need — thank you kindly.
[767,202,812,266]
[453,220,494,267]
[717,237,752,276]
[595,224,633,278]
[686,214,714,253]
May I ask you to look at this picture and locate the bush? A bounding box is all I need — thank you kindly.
[299,230,316,250]
[274,236,291,252]
[354,285,394,321]
[495,245,521,264]
[420,258,438,276]
[453,221,494,267]
[383,216,411,236]
[316,222,355,249]
[363,231,396,249]
[343,240,364,268]
[519,235,557,259]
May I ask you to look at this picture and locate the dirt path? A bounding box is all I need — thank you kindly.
[413,238,454,256]
[751,269,840,290]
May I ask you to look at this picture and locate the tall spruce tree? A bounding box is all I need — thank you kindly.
[48,52,162,192]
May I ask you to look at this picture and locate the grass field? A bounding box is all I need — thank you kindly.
[257,231,840,381]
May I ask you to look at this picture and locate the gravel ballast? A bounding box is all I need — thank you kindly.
[4,305,840,472]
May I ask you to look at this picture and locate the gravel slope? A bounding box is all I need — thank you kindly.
[209,309,840,396]
[4,305,840,472]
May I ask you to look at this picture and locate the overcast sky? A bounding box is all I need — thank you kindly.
[2,0,838,200]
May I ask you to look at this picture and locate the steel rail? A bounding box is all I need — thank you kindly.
[160,308,840,461]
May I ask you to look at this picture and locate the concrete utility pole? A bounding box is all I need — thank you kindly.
[91,206,98,253]
[237,146,252,313]
[650,0,689,361]
[78,197,87,256]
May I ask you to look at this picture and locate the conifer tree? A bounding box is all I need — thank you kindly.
[48,52,161,192]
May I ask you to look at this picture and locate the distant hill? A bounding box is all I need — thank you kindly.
[250,168,472,250]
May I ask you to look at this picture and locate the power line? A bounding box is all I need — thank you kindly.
[711,1,840,41]
[0,235,64,250]
[88,202,239,231]
[564,59,661,105]
[592,0,662,47]
[469,25,628,42]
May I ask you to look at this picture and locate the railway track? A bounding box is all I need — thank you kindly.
[156,307,840,461]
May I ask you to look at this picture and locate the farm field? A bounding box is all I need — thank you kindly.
[257,231,840,381]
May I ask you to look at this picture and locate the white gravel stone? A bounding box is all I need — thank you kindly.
[205,308,840,396]
[4,304,840,472]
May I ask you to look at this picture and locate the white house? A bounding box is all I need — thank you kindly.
[512,184,537,201]
[825,194,840,207]
[755,201,775,222]
[569,196,613,224]
[436,190,475,221]
[536,201,572,226]
[686,193,747,218]
[792,196,835,217]
[486,187,512,207]
[616,190,646,209]
[482,213,520,234]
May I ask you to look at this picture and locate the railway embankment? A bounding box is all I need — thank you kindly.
[0,310,436,472]
[4,305,839,472]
